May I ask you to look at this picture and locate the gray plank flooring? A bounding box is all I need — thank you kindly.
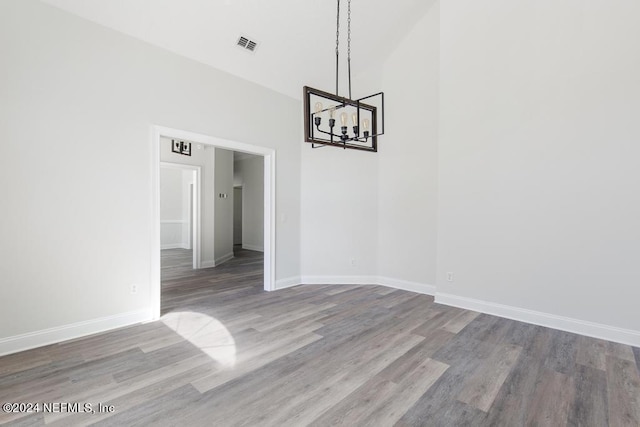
[1,247,639,426]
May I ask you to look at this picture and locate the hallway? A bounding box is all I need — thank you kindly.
[161,247,264,315]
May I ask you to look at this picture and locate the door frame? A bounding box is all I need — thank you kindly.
[151,125,276,320]
[159,162,201,269]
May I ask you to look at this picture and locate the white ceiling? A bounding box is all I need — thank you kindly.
[40,0,433,99]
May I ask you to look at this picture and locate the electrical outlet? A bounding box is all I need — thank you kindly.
[130,284,138,295]
[446,272,454,282]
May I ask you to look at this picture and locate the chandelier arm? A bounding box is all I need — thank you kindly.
[335,0,341,96]
[315,125,365,143]
[314,126,344,140]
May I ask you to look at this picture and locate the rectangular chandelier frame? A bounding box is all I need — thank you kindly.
[304,86,385,153]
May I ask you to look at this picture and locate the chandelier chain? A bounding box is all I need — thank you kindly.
[347,0,352,99]
[347,0,351,61]
[334,0,353,98]
[335,0,341,95]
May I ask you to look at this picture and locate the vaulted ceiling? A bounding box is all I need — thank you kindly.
[40,0,432,99]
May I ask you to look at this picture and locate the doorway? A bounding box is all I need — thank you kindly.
[151,125,276,320]
[160,162,201,270]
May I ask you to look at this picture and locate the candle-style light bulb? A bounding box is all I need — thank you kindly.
[351,113,359,137]
[340,112,348,141]
[340,112,348,126]
[329,107,336,119]
[313,102,323,127]
[363,118,370,140]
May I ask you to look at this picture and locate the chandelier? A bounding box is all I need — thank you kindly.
[303,0,385,152]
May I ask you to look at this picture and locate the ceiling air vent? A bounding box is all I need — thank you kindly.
[237,36,258,52]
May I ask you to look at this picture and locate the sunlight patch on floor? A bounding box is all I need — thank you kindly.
[162,311,236,368]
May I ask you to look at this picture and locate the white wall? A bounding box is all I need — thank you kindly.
[160,168,183,220]
[300,147,379,281]
[160,167,191,249]
[234,156,264,252]
[0,0,301,345]
[376,3,439,290]
[438,0,640,333]
[181,170,194,248]
[3,0,638,352]
[298,3,439,287]
[214,148,234,264]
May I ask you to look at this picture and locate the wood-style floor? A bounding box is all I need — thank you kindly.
[1,249,639,426]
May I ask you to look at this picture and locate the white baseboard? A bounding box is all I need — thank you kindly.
[161,243,190,250]
[435,293,640,348]
[214,252,234,266]
[274,276,301,290]
[298,275,435,296]
[376,277,436,296]
[201,260,215,268]
[0,309,153,357]
[301,275,379,286]
[242,244,264,252]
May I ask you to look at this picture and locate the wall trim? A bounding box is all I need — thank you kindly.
[376,276,436,295]
[275,276,301,290]
[435,293,640,348]
[298,276,435,296]
[214,252,234,266]
[161,243,190,250]
[301,275,379,286]
[201,260,215,269]
[0,309,152,357]
[242,244,264,253]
